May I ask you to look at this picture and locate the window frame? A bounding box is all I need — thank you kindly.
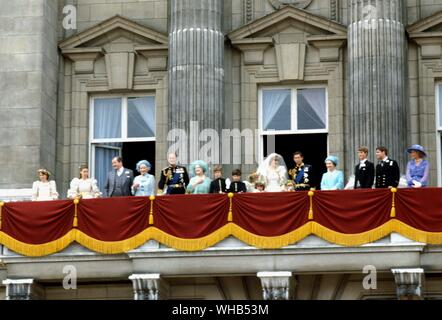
[258,85,329,136]
[89,93,156,144]
[89,93,156,179]
[436,83,442,186]
[257,85,329,163]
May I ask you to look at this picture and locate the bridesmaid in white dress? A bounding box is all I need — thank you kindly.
[67,165,102,199]
[257,153,288,192]
[32,169,59,201]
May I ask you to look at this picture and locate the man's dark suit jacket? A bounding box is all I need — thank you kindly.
[104,167,134,197]
[354,160,375,189]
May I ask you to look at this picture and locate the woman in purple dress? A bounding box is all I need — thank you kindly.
[406,145,430,188]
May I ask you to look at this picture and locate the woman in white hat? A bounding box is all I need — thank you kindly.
[406,145,430,188]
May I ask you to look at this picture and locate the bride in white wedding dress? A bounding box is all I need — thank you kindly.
[257,153,288,192]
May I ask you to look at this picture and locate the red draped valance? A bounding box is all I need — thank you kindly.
[0,188,441,256]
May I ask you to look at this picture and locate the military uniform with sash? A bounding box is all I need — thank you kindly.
[288,164,313,191]
[158,165,189,195]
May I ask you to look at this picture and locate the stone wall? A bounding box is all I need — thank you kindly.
[0,0,59,189]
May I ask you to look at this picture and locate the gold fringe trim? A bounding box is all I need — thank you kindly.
[0,230,75,257]
[74,225,233,254]
[310,221,395,246]
[230,223,313,249]
[3,220,442,256]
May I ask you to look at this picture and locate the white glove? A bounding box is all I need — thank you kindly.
[412,180,422,188]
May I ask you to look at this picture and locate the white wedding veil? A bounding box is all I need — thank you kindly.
[257,153,288,179]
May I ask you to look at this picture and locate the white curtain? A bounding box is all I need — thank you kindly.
[262,89,290,130]
[128,97,155,138]
[94,144,122,192]
[93,98,122,139]
[439,85,442,128]
[297,88,326,129]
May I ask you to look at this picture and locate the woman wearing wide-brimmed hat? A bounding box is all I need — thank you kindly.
[406,145,430,188]
[186,160,212,194]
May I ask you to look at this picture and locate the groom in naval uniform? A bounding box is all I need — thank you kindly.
[104,156,134,197]
[288,151,314,191]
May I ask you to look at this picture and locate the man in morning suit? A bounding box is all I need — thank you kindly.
[288,151,314,191]
[158,153,190,195]
[375,146,400,188]
[104,156,134,197]
[354,146,375,189]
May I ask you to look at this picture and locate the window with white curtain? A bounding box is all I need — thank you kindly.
[439,84,442,130]
[438,84,442,186]
[90,95,156,190]
[260,87,327,133]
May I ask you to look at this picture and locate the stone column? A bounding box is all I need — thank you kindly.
[391,268,424,300]
[347,0,408,170]
[2,279,43,300]
[168,0,224,165]
[257,272,295,300]
[129,274,169,300]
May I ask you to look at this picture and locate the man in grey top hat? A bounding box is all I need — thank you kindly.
[104,157,134,197]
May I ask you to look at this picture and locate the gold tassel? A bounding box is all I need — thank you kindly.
[228,193,234,222]
[390,188,397,218]
[0,201,4,230]
[308,191,314,220]
[149,195,155,225]
[73,198,79,227]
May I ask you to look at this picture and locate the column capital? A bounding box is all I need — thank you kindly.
[257,271,295,300]
[391,268,424,300]
[129,274,169,300]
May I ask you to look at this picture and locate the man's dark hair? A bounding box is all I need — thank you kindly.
[293,151,304,158]
[113,156,123,163]
[376,146,388,155]
[232,169,242,176]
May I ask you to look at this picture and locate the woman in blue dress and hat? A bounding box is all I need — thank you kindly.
[320,156,344,191]
[406,145,430,188]
[187,160,212,194]
[132,160,156,196]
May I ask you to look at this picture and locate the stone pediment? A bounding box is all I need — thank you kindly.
[407,10,442,34]
[59,15,168,50]
[407,10,442,60]
[227,5,347,41]
[227,6,346,80]
[59,15,169,89]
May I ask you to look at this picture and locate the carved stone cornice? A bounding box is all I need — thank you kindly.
[135,45,169,71]
[61,47,105,74]
[308,35,347,62]
[231,38,273,65]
